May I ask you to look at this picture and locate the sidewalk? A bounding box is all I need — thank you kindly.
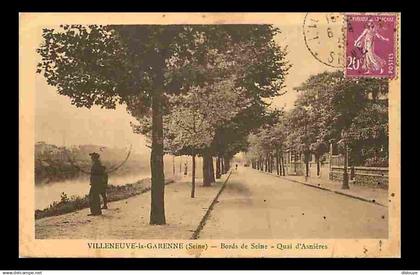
[35,173,231,239]
[256,169,388,207]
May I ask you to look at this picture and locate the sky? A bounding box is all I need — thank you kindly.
[34,15,338,153]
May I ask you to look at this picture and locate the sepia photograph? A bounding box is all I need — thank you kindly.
[19,12,401,258]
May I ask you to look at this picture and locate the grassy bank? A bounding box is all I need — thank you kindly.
[35,178,175,220]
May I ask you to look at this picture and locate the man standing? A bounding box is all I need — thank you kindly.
[88,152,104,216]
[100,167,109,209]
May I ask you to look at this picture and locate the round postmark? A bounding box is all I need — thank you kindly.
[303,13,345,68]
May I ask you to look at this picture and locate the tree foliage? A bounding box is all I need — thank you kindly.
[246,71,389,169]
[37,24,291,221]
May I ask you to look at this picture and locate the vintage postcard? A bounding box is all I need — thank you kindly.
[19,12,401,258]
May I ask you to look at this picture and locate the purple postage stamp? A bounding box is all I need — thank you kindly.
[346,13,397,78]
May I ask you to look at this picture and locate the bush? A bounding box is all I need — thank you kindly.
[35,178,174,220]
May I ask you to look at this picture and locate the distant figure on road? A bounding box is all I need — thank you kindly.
[235,164,238,170]
[88,152,106,216]
[184,162,188,175]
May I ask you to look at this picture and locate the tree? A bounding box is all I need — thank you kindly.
[285,106,316,177]
[269,120,287,176]
[347,101,388,166]
[163,79,242,196]
[207,26,290,177]
[37,25,198,224]
[37,24,290,224]
[295,71,388,167]
[244,112,288,176]
[246,71,388,177]
[133,25,290,185]
[310,140,328,176]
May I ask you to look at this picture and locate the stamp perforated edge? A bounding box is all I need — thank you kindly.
[343,12,400,80]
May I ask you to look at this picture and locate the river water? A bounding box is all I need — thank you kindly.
[35,156,205,210]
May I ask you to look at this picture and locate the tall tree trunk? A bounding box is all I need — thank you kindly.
[316,155,320,176]
[350,165,355,180]
[270,153,274,173]
[150,81,166,225]
[281,155,286,176]
[279,152,283,176]
[265,155,268,172]
[220,156,224,175]
[191,154,196,198]
[276,148,280,175]
[216,156,221,179]
[223,156,230,173]
[203,152,212,186]
[263,157,266,172]
[172,155,176,176]
[202,154,208,185]
[209,156,215,183]
[184,161,188,175]
[305,153,310,177]
[221,157,225,174]
[270,153,273,173]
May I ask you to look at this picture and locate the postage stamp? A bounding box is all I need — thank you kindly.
[345,13,397,78]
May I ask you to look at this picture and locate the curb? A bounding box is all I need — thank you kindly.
[191,170,233,240]
[254,169,387,208]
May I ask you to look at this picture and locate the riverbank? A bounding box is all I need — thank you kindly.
[35,172,232,241]
[35,177,175,220]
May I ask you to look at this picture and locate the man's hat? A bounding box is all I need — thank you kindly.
[89,152,100,159]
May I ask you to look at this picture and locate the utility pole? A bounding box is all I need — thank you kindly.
[329,139,334,170]
[342,141,350,189]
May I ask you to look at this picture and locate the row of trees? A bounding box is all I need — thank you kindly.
[37,25,290,224]
[246,71,389,177]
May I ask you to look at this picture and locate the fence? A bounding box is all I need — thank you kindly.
[330,155,344,167]
[284,152,388,188]
[252,151,389,189]
[329,166,388,189]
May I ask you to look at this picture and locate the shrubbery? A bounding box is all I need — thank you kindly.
[35,178,174,220]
